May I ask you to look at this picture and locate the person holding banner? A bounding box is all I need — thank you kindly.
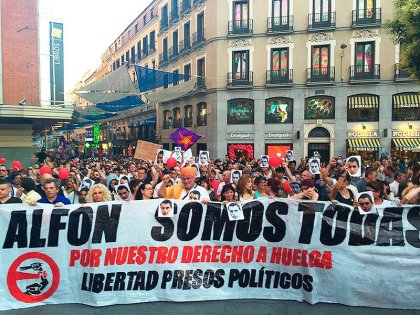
[157,166,209,202]
[86,183,112,203]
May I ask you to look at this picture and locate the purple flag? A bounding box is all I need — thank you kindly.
[170,127,202,151]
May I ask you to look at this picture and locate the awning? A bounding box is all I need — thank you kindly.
[392,138,420,150]
[348,95,379,109]
[347,138,381,151]
[392,93,420,109]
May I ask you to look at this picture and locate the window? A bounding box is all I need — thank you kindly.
[269,48,290,83]
[143,15,147,26]
[143,36,148,56]
[347,94,379,122]
[137,41,141,60]
[121,55,125,64]
[313,0,331,22]
[173,107,182,127]
[163,37,168,61]
[172,30,179,55]
[272,0,289,26]
[355,42,374,75]
[197,57,205,87]
[232,50,249,80]
[227,99,254,124]
[150,31,155,51]
[357,0,375,19]
[231,1,250,33]
[197,102,207,126]
[163,110,171,129]
[392,93,420,121]
[304,96,335,119]
[135,23,139,33]
[184,105,193,127]
[173,69,179,86]
[265,98,293,124]
[310,45,332,81]
[184,64,191,81]
[126,51,130,63]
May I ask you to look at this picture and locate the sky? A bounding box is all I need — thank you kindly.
[39,0,151,95]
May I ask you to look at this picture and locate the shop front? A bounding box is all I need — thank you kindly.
[264,132,293,158]
[391,130,420,159]
[227,132,254,160]
[347,130,382,160]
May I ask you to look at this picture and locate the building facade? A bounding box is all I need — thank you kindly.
[155,0,419,162]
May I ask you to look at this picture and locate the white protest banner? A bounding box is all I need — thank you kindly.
[0,199,419,310]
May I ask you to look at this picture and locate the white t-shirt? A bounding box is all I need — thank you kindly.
[180,184,210,201]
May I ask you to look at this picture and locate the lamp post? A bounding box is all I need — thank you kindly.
[340,43,347,84]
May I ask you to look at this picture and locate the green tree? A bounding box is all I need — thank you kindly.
[388,0,420,78]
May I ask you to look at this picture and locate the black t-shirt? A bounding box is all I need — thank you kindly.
[1,197,22,204]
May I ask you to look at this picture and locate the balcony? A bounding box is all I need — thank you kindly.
[181,0,191,15]
[350,65,380,83]
[227,71,253,87]
[159,52,169,65]
[179,38,191,54]
[394,64,412,81]
[192,30,206,47]
[173,118,183,128]
[267,16,293,33]
[160,20,169,33]
[149,46,156,55]
[170,9,179,23]
[184,117,193,127]
[306,67,335,84]
[141,49,149,59]
[352,8,381,27]
[308,12,336,30]
[266,70,293,85]
[193,0,204,5]
[197,77,206,89]
[168,47,179,60]
[228,19,253,36]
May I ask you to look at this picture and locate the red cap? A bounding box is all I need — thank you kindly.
[11,161,22,171]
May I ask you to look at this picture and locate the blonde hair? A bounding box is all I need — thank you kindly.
[86,183,112,203]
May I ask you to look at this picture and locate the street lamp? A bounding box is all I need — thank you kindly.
[340,43,347,84]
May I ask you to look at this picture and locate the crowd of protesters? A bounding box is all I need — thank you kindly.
[0,149,419,211]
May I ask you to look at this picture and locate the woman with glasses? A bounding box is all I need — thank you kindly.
[135,182,155,200]
[254,176,268,199]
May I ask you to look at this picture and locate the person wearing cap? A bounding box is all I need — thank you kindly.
[158,166,209,202]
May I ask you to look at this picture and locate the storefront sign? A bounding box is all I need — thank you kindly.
[392,131,420,137]
[265,132,293,139]
[228,133,253,139]
[347,131,378,138]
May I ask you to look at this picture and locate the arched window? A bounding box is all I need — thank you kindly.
[163,110,171,129]
[173,107,181,127]
[197,102,207,126]
[227,99,254,124]
[184,105,193,127]
[308,127,330,138]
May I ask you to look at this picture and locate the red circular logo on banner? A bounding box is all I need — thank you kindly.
[7,252,60,303]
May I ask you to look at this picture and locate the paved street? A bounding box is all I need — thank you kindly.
[1,300,419,315]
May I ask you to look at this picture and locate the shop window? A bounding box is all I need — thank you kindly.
[227,143,254,160]
[265,144,293,157]
[347,94,379,122]
[304,96,335,119]
[227,99,254,124]
[265,97,293,124]
[392,93,420,121]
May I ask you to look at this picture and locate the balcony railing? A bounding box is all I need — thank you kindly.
[163,120,170,129]
[173,118,183,128]
[306,67,335,83]
[352,8,381,26]
[266,70,293,85]
[227,71,253,87]
[184,117,193,127]
[159,52,168,64]
[149,46,156,55]
[168,47,179,60]
[179,38,191,53]
[160,19,169,33]
[308,12,336,30]
[193,0,204,5]
[192,30,206,46]
[394,64,411,81]
[228,19,253,36]
[197,77,206,89]
[141,49,149,59]
[170,9,179,23]
[350,64,380,82]
[181,0,191,14]
[267,16,293,33]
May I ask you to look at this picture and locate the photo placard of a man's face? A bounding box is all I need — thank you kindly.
[285,150,293,161]
[158,199,174,217]
[308,158,320,175]
[199,151,209,165]
[227,203,244,221]
[260,155,269,168]
[231,170,242,183]
[345,155,361,177]
[357,191,376,214]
